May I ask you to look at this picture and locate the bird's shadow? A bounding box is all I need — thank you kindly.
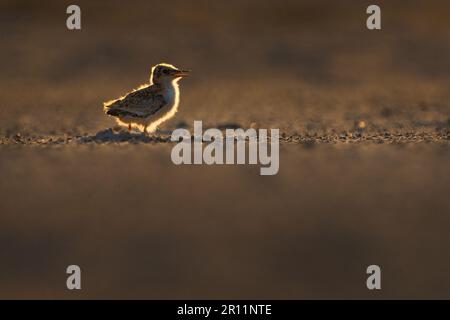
[81,128,172,143]
[82,122,244,144]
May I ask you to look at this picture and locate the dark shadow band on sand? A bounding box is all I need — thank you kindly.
[0,129,448,146]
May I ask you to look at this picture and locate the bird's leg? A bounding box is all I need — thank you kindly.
[128,124,132,132]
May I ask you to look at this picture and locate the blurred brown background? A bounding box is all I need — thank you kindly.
[0,0,449,299]
[0,0,449,134]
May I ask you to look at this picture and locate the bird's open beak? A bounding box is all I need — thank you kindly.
[173,69,191,77]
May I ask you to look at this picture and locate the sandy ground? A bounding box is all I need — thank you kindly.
[0,144,449,299]
[0,0,449,299]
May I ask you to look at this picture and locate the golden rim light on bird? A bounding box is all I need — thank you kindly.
[103,63,191,134]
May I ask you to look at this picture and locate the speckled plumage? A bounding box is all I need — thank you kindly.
[105,85,166,118]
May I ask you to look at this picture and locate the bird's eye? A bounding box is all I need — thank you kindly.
[163,69,169,75]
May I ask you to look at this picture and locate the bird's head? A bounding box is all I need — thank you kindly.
[151,63,190,85]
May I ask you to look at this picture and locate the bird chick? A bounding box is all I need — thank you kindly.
[104,63,190,134]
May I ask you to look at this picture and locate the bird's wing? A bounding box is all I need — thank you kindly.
[105,86,166,118]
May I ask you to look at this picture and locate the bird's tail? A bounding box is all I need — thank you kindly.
[103,99,121,116]
[106,108,120,116]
